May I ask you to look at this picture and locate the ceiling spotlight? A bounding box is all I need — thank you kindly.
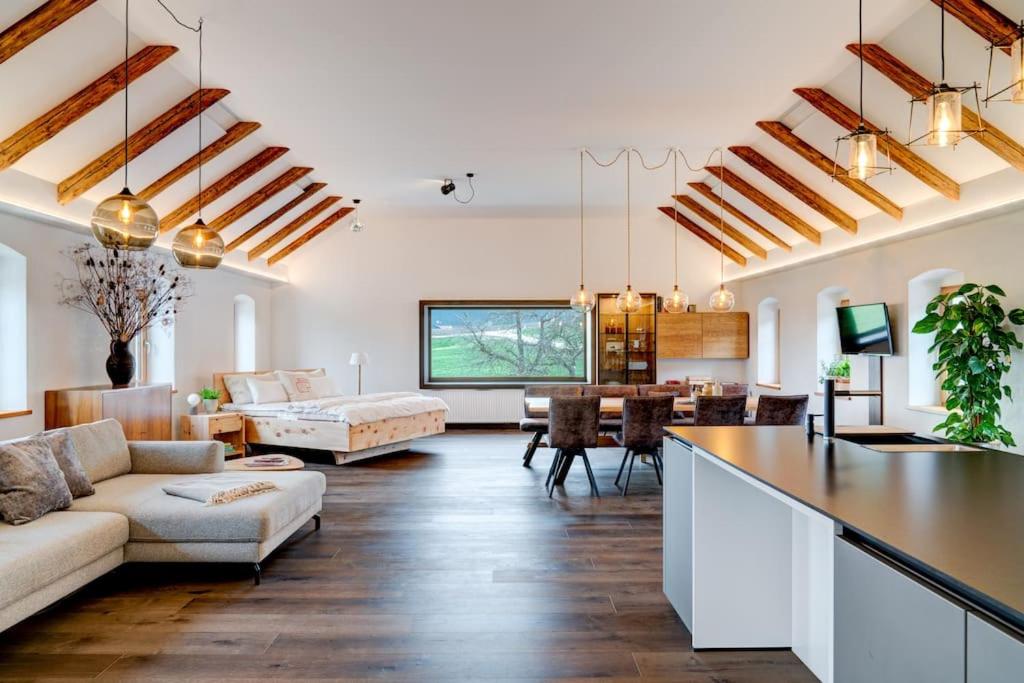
[350,199,364,232]
[440,172,475,204]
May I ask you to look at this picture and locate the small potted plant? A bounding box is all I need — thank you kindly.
[199,387,221,414]
[819,357,851,386]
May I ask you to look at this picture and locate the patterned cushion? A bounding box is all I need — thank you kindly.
[0,439,73,525]
[35,430,93,498]
[276,369,326,401]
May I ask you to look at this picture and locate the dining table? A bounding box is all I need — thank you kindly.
[524,395,759,417]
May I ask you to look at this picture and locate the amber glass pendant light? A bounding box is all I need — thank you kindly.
[908,0,983,147]
[91,0,158,250]
[172,18,224,269]
[569,150,596,313]
[615,150,641,314]
[663,149,688,314]
[707,152,735,313]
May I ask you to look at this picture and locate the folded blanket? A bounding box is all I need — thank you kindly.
[163,476,277,505]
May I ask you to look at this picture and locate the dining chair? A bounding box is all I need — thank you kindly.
[638,383,690,397]
[720,382,749,397]
[693,395,747,426]
[754,394,809,426]
[583,384,638,432]
[546,396,601,497]
[614,396,674,495]
[520,385,582,467]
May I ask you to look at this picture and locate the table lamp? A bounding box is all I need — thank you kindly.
[349,352,368,394]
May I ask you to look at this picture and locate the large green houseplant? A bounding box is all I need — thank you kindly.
[912,283,1024,446]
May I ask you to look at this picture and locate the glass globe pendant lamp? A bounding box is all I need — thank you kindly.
[171,20,223,270]
[662,150,689,314]
[615,150,640,314]
[616,285,642,314]
[172,218,224,268]
[708,284,736,312]
[568,151,595,313]
[91,0,158,251]
[707,151,735,313]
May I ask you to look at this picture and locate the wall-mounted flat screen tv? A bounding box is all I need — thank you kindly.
[836,303,894,356]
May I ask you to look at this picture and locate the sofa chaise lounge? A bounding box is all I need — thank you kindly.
[0,418,326,633]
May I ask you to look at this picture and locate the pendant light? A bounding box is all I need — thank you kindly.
[908,0,983,147]
[833,0,893,181]
[662,149,688,314]
[569,150,595,313]
[172,18,224,269]
[983,20,1024,105]
[90,0,158,251]
[350,199,365,232]
[707,151,735,313]
[615,149,641,314]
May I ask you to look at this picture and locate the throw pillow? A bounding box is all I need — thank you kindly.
[276,369,326,401]
[0,438,73,525]
[223,372,271,405]
[35,430,94,498]
[307,375,337,398]
[246,377,289,404]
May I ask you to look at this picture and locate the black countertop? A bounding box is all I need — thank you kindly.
[665,426,1024,630]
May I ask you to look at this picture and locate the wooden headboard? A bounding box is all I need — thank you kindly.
[212,369,323,403]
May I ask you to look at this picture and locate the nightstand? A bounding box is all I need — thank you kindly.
[180,412,246,459]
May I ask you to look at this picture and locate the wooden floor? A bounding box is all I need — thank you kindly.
[2,431,816,681]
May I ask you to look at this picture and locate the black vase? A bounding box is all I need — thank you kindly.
[106,339,135,388]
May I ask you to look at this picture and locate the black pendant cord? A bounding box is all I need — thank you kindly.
[940,0,946,82]
[718,148,725,287]
[578,149,585,289]
[672,148,678,288]
[626,148,631,288]
[197,18,203,220]
[858,0,864,126]
[123,0,129,190]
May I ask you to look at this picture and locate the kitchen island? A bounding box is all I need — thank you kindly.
[663,425,1024,683]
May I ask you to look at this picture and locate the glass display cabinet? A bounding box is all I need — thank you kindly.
[595,292,658,385]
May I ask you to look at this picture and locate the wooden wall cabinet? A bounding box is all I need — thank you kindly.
[44,383,172,440]
[656,312,749,359]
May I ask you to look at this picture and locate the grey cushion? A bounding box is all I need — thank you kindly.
[0,439,73,525]
[0,511,127,611]
[36,430,93,498]
[129,440,224,474]
[518,417,549,433]
[63,419,131,484]
[70,471,327,544]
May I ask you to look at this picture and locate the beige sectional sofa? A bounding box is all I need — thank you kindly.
[0,419,326,633]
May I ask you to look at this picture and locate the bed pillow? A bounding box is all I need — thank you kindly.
[0,438,73,525]
[307,375,337,398]
[223,372,271,405]
[246,377,289,404]
[276,369,326,401]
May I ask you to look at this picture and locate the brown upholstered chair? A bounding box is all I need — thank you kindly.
[754,395,809,426]
[546,396,601,497]
[614,396,674,495]
[520,385,583,467]
[583,385,637,432]
[720,382,749,397]
[693,395,747,426]
[638,383,690,397]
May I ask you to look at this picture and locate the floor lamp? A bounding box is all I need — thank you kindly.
[349,352,368,395]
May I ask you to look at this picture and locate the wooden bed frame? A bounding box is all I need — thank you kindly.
[212,370,446,465]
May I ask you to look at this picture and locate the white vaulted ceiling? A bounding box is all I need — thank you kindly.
[2,0,1024,278]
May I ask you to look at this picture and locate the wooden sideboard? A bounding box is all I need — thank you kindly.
[44,383,172,440]
[656,312,749,359]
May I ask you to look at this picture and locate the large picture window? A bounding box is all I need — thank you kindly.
[421,301,589,387]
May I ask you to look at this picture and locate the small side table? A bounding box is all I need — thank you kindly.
[180,412,245,459]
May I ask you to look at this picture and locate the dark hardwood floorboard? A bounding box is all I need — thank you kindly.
[2,431,815,681]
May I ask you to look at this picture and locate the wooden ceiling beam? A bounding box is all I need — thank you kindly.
[225,182,326,253]
[794,87,960,200]
[729,145,858,234]
[671,196,768,259]
[846,43,1024,172]
[248,196,342,260]
[208,166,312,232]
[158,146,288,232]
[0,0,97,65]
[0,45,177,172]
[57,88,229,204]
[267,207,354,266]
[756,121,903,220]
[658,207,747,266]
[685,182,792,251]
[929,0,1017,54]
[704,166,822,244]
[138,121,259,201]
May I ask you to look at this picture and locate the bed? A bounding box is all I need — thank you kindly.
[213,370,447,464]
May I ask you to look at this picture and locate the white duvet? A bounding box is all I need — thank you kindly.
[226,392,449,426]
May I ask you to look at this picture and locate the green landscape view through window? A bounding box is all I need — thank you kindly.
[427,305,587,383]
